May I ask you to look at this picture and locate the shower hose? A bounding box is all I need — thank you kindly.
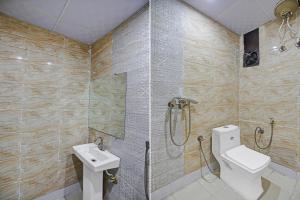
[168,103,191,146]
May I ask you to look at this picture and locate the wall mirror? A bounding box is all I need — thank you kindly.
[89,72,127,138]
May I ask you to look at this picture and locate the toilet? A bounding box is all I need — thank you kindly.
[212,125,271,200]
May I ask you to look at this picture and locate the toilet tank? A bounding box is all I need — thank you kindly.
[212,125,240,156]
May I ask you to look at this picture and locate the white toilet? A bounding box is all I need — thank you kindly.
[212,125,271,200]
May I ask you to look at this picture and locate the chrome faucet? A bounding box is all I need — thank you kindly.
[94,136,104,151]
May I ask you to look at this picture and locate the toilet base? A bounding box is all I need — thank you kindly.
[220,162,265,200]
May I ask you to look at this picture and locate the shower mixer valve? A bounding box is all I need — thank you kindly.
[167,97,198,146]
[168,97,198,109]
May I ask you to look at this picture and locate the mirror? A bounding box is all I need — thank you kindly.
[89,71,127,138]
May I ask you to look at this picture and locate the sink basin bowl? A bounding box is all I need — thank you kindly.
[73,143,120,200]
[73,143,120,172]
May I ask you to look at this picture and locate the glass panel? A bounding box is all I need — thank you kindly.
[89,71,127,138]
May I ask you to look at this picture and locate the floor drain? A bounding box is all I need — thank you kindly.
[91,159,96,162]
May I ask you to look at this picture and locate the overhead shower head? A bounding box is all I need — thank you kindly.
[274,0,299,19]
[273,0,300,51]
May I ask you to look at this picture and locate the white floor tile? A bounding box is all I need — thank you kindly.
[162,169,300,200]
[163,195,177,200]
[197,174,244,200]
[64,190,82,200]
[261,167,274,178]
[266,171,296,196]
[172,181,212,200]
[260,178,281,200]
[290,179,300,200]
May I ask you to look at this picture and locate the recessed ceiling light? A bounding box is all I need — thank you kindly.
[16,56,23,60]
[47,62,53,65]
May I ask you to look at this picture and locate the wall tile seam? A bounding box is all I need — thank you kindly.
[239,119,299,128]
[0,14,90,51]
[0,32,89,57]
[0,45,89,66]
[0,37,87,56]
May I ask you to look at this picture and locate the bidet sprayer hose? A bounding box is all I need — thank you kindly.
[254,118,275,149]
[197,136,214,174]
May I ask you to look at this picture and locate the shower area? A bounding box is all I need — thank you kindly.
[151,0,300,199]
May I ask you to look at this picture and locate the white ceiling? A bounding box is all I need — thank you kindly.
[183,0,280,35]
[0,0,148,44]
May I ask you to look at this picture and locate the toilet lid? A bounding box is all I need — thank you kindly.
[224,145,270,172]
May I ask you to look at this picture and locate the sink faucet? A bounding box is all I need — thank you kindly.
[94,136,104,151]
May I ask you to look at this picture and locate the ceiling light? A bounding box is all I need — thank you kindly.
[16,56,23,60]
[47,62,53,65]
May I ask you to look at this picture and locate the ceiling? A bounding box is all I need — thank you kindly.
[0,0,148,44]
[183,0,280,35]
[0,0,285,42]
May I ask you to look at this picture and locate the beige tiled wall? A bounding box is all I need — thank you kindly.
[182,4,239,174]
[239,18,300,172]
[152,2,299,194]
[0,13,90,199]
[151,0,239,191]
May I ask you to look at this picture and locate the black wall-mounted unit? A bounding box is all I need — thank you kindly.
[243,28,259,68]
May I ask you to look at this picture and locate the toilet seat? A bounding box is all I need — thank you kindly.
[221,145,270,174]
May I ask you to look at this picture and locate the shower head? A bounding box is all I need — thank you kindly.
[274,0,300,52]
[274,0,299,19]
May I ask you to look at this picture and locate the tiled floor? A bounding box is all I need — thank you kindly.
[164,168,300,200]
[59,190,82,200]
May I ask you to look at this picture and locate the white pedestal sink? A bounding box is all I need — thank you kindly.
[73,143,120,200]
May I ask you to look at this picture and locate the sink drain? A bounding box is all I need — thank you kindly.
[91,159,96,162]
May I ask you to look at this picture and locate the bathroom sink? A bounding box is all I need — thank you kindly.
[73,143,120,200]
[73,143,120,172]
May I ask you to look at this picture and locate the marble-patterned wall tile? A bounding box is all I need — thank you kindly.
[91,33,112,57]
[88,5,149,199]
[0,12,90,199]
[0,158,19,183]
[239,18,300,172]
[151,0,239,192]
[151,0,185,192]
[0,181,19,200]
[182,2,239,176]
[64,37,90,54]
